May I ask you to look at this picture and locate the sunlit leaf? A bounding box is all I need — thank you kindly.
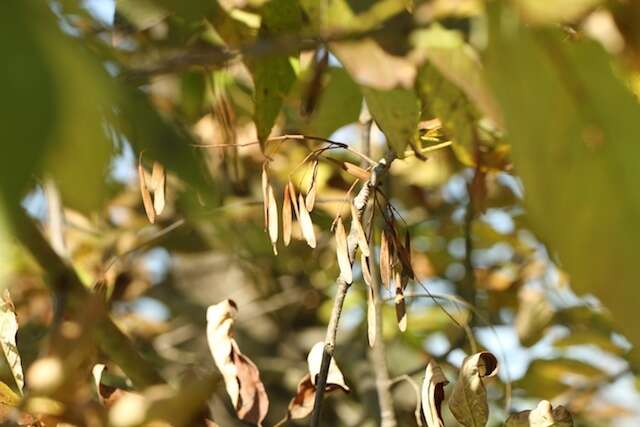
[449,352,498,427]
[363,87,420,156]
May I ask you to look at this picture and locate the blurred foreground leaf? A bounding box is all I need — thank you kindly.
[486,3,640,347]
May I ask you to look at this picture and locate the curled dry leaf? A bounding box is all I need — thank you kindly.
[421,360,449,427]
[307,342,349,393]
[262,164,269,230]
[505,400,573,427]
[335,216,352,284]
[0,292,24,393]
[350,202,370,257]
[449,351,498,427]
[282,344,351,424]
[284,374,316,421]
[380,231,391,289]
[150,161,166,215]
[138,159,155,224]
[267,185,278,254]
[343,162,371,181]
[282,186,292,246]
[92,364,128,407]
[298,194,316,248]
[305,160,319,212]
[206,300,269,426]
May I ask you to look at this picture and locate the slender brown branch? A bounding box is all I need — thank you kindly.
[361,116,398,427]
[8,207,164,388]
[192,133,378,166]
[310,151,395,427]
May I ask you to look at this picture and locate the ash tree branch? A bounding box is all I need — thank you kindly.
[310,151,396,427]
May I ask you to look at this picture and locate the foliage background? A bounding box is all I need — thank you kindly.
[1,0,640,426]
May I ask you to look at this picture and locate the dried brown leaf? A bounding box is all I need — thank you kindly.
[267,185,278,254]
[262,164,269,230]
[395,283,407,332]
[288,181,300,223]
[307,342,349,393]
[305,160,319,212]
[505,400,573,427]
[206,300,269,426]
[421,360,449,427]
[449,352,498,427]
[380,231,391,289]
[283,186,292,246]
[232,341,269,425]
[286,374,316,420]
[0,293,23,393]
[138,160,155,224]
[150,162,166,215]
[335,216,352,284]
[393,231,415,279]
[361,253,373,288]
[350,203,370,257]
[343,162,371,181]
[298,194,316,248]
[366,281,376,347]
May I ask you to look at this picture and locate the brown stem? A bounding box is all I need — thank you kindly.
[368,237,397,427]
[310,152,395,427]
[360,116,397,427]
[192,133,378,167]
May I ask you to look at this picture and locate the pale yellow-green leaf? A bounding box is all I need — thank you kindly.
[448,352,498,427]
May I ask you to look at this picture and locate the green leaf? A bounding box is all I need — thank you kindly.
[307,67,362,138]
[363,87,420,156]
[512,0,601,24]
[486,3,640,346]
[300,0,416,90]
[115,0,168,30]
[416,63,476,165]
[515,358,604,399]
[448,352,498,427]
[251,57,296,148]
[1,2,113,212]
[0,1,55,206]
[412,24,501,125]
[208,1,299,151]
[114,89,217,201]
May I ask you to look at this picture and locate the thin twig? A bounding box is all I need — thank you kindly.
[310,151,396,427]
[361,114,398,427]
[192,134,378,166]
